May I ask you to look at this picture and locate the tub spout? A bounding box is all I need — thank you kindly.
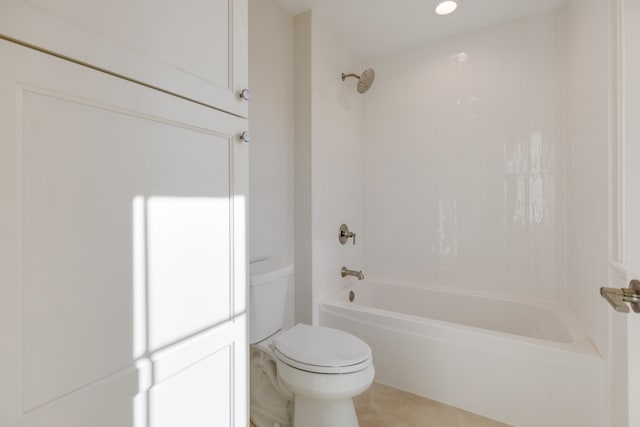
[341,266,364,280]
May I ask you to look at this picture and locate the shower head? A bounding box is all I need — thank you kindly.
[341,68,375,94]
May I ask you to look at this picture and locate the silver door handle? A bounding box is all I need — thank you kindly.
[239,88,252,101]
[240,131,252,143]
[600,280,640,313]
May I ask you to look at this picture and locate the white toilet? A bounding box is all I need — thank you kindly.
[249,259,375,427]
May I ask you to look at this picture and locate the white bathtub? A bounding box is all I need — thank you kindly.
[319,281,605,427]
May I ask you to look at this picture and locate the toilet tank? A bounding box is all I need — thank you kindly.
[249,258,294,344]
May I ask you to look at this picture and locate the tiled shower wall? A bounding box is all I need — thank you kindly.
[294,11,365,322]
[565,0,611,358]
[362,9,568,302]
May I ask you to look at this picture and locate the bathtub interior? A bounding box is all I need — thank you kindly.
[335,281,583,344]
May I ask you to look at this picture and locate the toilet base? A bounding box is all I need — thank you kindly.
[293,395,359,427]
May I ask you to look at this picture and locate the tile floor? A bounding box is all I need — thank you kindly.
[354,382,511,427]
[250,381,511,426]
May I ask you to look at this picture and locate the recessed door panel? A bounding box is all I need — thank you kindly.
[147,195,232,350]
[150,345,232,427]
[21,90,232,410]
[0,0,248,117]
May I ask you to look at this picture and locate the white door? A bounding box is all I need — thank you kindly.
[624,0,640,425]
[609,0,640,425]
[0,39,248,427]
[0,0,249,117]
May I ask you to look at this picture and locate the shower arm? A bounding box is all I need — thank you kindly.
[341,73,360,81]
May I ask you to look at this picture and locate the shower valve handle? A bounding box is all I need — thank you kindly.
[339,224,356,245]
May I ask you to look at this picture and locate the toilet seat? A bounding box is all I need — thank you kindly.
[272,348,372,374]
[272,324,372,374]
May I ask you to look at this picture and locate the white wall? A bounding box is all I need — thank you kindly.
[362,10,568,303]
[294,12,365,323]
[294,11,313,325]
[249,0,295,327]
[310,16,365,320]
[564,2,613,422]
[565,0,611,358]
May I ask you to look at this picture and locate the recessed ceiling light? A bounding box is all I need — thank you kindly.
[434,0,459,16]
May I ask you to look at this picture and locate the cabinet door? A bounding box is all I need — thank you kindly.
[0,0,249,117]
[0,39,248,427]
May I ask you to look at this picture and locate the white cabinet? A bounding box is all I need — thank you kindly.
[0,2,250,426]
[0,0,249,117]
[0,38,248,427]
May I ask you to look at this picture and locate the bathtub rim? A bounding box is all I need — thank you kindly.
[321,279,601,359]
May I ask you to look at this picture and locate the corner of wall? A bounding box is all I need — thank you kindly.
[293,10,313,325]
[249,0,296,327]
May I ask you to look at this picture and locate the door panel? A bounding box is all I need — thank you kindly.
[19,367,140,427]
[0,0,249,117]
[150,345,232,427]
[624,0,640,424]
[610,0,640,425]
[146,196,232,350]
[0,39,248,426]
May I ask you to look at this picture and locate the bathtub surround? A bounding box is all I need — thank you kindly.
[564,0,613,421]
[339,5,608,421]
[362,9,568,303]
[287,3,608,425]
[294,12,365,323]
[565,0,612,364]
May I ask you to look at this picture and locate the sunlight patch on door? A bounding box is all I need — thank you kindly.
[146,196,231,351]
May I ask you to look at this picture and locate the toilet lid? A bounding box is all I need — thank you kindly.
[272,324,372,373]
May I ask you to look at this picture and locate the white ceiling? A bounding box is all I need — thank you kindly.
[276,0,567,60]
